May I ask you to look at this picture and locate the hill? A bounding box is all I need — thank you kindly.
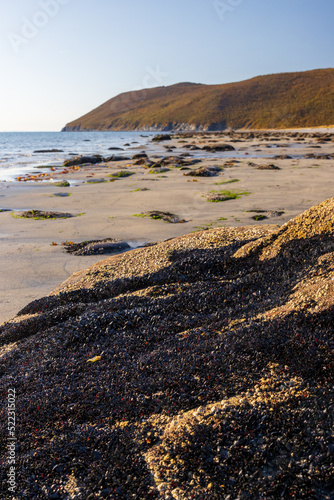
[62,68,334,131]
[1,198,333,498]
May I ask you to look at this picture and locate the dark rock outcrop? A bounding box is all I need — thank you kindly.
[63,155,105,166]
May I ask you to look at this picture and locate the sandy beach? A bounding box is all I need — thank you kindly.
[1,129,333,323]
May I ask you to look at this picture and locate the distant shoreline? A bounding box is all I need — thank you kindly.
[62,69,334,132]
[61,125,334,133]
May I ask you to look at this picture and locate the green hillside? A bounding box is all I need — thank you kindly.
[62,69,334,131]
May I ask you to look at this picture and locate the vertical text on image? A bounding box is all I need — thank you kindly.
[7,388,17,494]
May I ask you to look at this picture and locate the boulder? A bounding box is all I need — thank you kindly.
[132,153,148,160]
[152,134,172,142]
[202,144,235,152]
[104,156,131,162]
[63,155,104,167]
[34,149,64,153]
[64,239,130,255]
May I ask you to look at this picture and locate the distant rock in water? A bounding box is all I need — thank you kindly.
[34,149,64,153]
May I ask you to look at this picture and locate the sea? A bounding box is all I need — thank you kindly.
[0,131,160,182]
[0,130,299,183]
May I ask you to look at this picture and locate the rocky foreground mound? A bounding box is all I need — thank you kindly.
[1,199,334,499]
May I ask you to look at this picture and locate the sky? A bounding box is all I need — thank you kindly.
[0,0,333,131]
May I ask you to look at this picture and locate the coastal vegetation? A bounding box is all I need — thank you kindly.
[62,69,334,131]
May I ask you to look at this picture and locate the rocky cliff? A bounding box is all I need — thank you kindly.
[62,68,334,132]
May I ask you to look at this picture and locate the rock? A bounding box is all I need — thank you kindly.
[105,155,131,162]
[34,149,64,153]
[64,239,130,255]
[133,158,149,165]
[185,166,220,177]
[132,153,148,160]
[63,155,104,166]
[305,154,331,160]
[202,144,235,152]
[108,147,124,150]
[183,144,201,150]
[85,178,107,183]
[55,181,70,187]
[109,171,135,178]
[256,164,280,170]
[152,134,172,142]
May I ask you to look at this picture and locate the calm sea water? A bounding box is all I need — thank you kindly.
[0,131,157,181]
[0,130,295,182]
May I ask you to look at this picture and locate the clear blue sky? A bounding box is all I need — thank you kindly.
[0,0,333,131]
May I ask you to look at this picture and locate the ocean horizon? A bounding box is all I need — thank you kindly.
[0,131,155,182]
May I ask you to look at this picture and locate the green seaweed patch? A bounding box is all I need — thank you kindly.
[132,188,150,192]
[55,181,70,187]
[109,171,135,178]
[148,168,170,174]
[252,215,267,221]
[206,190,250,202]
[218,217,228,220]
[147,211,185,223]
[133,211,185,223]
[13,210,74,220]
[214,179,240,185]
